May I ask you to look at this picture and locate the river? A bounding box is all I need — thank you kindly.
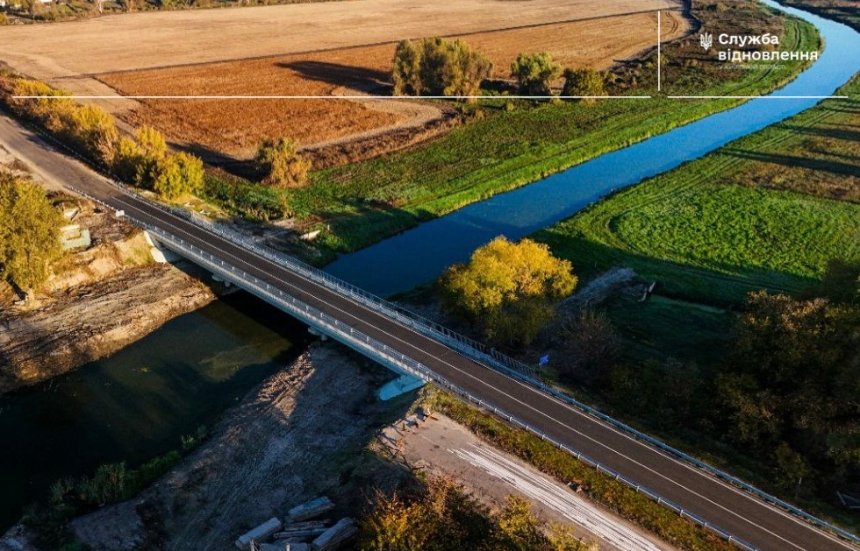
[325,0,860,297]
[0,293,308,530]
[2,0,857,535]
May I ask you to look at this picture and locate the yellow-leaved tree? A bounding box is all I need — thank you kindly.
[442,236,577,348]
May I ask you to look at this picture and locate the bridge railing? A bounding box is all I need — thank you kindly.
[59,172,859,549]
[84,211,761,551]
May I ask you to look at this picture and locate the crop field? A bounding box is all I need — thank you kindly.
[96,11,687,159]
[536,76,860,306]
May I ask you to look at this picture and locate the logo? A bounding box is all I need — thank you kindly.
[699,32,714,51]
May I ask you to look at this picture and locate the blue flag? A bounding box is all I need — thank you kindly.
[538,354,550,366]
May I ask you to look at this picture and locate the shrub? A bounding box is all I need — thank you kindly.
[391,37,492,100]
[562,68,607,102]
[79,463,128,505]
[255,137,311,188]
[510,52,561,96]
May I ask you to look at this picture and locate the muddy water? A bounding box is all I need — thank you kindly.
[0,293,308,530]
[325,0,860,296]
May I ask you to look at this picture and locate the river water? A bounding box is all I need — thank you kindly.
[2,0,857,534]
[325,0,860,297]
[0,294,308,530]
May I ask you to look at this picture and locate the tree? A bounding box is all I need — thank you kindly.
[391,37,492,101]
[64,104,118,164]
[442,237,577,347]
[557,308,621,384]
[392,39,422,95]
[510,52,561,96]
[0,176,63,290]
[496,496,544,551]
[255,137,311,188]
[562,68,606,103]
[717,291,860,491]
[817,258,859,304]
[150,151,204,199]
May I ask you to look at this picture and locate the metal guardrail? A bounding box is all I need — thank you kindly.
[61,196,761,551]
[128,191,860,549]
[23,121,859,550]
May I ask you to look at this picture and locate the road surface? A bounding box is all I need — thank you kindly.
[0,113,855,551]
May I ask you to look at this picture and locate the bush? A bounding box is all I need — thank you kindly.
[442,236,577,347]
[358,476,592,551]
[202,173,290,220]
[562,68,607,102]
[510,52,561,96]
[392,37,492,100]
[255,137,311,188]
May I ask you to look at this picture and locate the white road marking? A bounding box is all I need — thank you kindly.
[106,189,833,551]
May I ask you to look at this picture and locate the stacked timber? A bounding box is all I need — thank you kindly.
[236,496,353,550]
[236,518,283,550]
[287,497,335,523]
[311,518,357,551]
[272,521,328,540]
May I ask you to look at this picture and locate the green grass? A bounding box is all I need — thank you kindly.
[537,77,860,305]
[606,294,733,364]
[290,11,819,260]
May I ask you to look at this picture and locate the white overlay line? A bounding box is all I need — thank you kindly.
[11,94,651,100]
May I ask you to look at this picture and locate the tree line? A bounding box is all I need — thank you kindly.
[393,38,606,101]
[440,237,859,504]
[5,79,204,200]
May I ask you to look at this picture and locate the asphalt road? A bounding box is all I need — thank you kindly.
[1,113,855,551]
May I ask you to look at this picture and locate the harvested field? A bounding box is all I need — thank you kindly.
[0,0,685,78]
[98,11,687,159]
[0,0,687,159]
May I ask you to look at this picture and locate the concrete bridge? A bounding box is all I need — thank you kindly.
[2,114,858,551]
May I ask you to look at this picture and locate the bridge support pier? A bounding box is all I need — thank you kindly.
[378,374,425,401]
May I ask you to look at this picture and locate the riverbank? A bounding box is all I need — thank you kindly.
[0,191,213,394]
[305,0,818,260]
[65,343,408,550]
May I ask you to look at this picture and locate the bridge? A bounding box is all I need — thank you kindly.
[2,113,858,551]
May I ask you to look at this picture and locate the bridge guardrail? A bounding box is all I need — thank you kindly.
[69,207,761,551]
[128,192,860,549]
[47,132,858,549]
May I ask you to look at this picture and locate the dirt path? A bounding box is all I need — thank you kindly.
[386,414,675,551]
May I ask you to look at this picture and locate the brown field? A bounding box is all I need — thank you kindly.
[0,0,688,160]
[97,11,687,159]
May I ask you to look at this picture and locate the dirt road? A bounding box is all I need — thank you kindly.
[388,413,675,551]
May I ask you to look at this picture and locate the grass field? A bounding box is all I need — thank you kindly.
[297,3,819,258]
[536,75,860,306]
[99,11,686,159]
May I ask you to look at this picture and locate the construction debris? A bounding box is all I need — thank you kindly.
[287,496,334,523]
[235,518,283,550]
[311,518,357,551]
